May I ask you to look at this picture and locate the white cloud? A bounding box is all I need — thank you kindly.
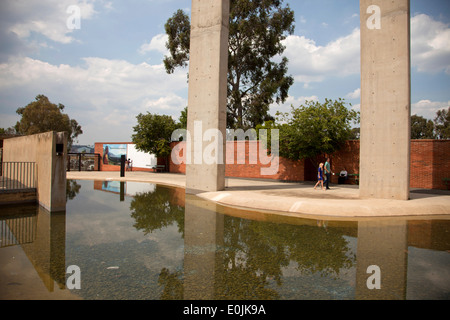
[142,95,187,112]
[351,103,360,112]
[6,0,98,44]
[269,95,319,116]
[282,28,360,85]
[411,100,450,120]
[139,33,169,55]
[346,88,361,100]
[0,56,188,143]
[411,14,450,74]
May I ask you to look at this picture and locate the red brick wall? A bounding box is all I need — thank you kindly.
[411,140,450,189]
[328,141,360,184]
[168,140,450,190]
[169,141,305,181]
[302,141,360,184]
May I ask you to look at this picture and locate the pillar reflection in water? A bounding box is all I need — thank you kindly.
[120,181,125,202]
[183,195,224,300]
[356,219,408,300]
[1,205,66,292]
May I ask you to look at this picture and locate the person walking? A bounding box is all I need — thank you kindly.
[324,157,332,189]
[314,163,325,190]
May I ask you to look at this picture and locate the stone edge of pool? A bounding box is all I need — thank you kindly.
[67,171,450,219]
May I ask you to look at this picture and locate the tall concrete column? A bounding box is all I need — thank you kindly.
[186,0,229,194]
[359,0,411,200]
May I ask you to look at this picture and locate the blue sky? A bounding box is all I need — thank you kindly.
[0,0,449,145]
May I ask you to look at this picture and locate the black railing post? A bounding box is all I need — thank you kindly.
[120,155,125,177]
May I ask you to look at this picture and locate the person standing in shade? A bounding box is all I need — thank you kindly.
[324,157,332,190]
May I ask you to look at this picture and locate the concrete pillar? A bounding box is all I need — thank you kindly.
[185,0,229,194]
[359,0,411,200]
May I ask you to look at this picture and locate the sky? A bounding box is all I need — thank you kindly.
[0,0,449,146]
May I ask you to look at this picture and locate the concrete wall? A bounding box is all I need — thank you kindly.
[359,0,411,199]
[3,131,67,212]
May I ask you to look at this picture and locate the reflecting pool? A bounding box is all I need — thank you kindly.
[0,180,449,300]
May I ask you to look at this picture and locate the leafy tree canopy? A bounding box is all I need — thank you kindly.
[15,94,82,148]
[0,127,16,135]
[132,112,178,158]
[274,98,359,160]
[178,106,188,129]
[411,114,435,139]
[434,107,450,139]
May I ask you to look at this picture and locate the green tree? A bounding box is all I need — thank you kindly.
[0,127,17,135]
[129,185,185,236]
[15,94,82,148]
[349,127,360,140]
[132,113,178,162]
[163,0,295,129]
[434,107,450,139]
[178,106,188,129]
[275,98,359,160]
[163,9,191,74]
[411,114,435,139]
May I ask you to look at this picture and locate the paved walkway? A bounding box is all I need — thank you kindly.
[67,171,450,219]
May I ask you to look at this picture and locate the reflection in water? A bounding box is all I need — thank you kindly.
[0,204,68,298]
[130,190,359,300]
[355,220,408,299]
[130,185,185,236]
[66,180,81,202]
[182,196,358,300]
[0,180,449,300]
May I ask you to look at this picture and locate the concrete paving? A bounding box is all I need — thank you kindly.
[67,171,450,219]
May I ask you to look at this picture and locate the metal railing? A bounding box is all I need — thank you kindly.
[0,162,36,192]
[0,214,37,247]
[67,153,100,171]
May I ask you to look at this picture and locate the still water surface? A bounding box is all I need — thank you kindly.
[0,180,449,300]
